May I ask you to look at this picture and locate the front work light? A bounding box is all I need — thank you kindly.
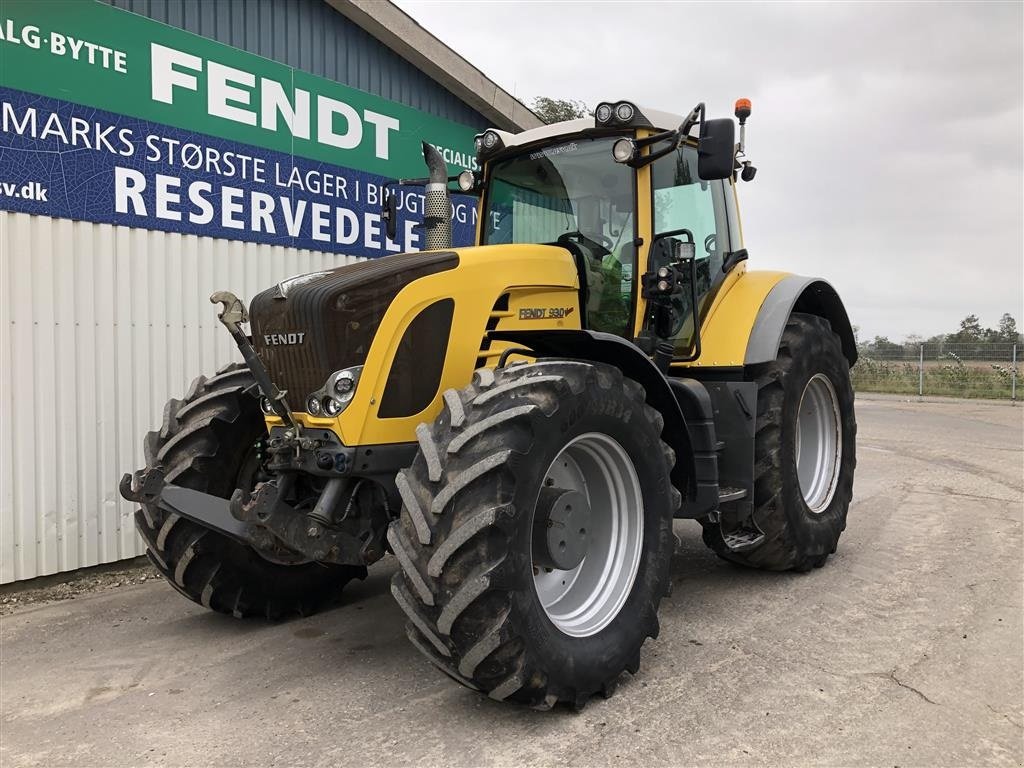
[306,395,323,416]
[457,170,476,192]
[474,130,504,158]
[595,100,640,127]
[612,138,637,164]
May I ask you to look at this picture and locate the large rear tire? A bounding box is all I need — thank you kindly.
[701,312,856,571]
[134,363,364,618]
[389,361,678,708]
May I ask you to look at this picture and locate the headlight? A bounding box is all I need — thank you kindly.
[305,366,362,419]
[615,102,635,122]
[332,369,358,402]
[474,136,483,152]
[306,395,322,416]
[457,169,476,192]
[482,130,499,149]
[612,138,636,164]
[261,397,275,415]
[595,103,613,124]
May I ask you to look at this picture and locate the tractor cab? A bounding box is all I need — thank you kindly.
[396,100,756,371]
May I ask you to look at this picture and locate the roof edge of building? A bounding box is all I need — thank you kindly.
[325,0,543,132]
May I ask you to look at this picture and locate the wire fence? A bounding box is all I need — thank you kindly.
[852,342,1019,401]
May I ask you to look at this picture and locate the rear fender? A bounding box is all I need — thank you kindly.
[745,277,858,366]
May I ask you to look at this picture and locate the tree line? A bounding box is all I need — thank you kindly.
[859,313,1022,360]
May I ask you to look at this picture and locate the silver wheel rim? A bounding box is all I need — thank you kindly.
[532,432,644,638]
[795,373,842,513]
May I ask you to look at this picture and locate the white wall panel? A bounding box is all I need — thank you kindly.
[0,212,362,582]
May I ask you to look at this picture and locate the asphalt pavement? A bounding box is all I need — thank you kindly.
[2,396,1022,767]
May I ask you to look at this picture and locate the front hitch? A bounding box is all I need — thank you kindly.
[120,467,265,547]
[120,467,377,566]
[230,480,376,564]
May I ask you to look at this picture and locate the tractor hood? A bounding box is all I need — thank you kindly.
[250,251,459,405]
[249,243,579,447]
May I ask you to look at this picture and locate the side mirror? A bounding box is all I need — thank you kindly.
[697,118,736,181]
[381,189,397,241]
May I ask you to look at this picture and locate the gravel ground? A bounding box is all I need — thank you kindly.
[0,559,156,616]
[1,396,1021,767]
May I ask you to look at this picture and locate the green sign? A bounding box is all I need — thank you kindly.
[0,0,480,178]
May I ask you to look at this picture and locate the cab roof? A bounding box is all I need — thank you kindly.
[489,105,687,151]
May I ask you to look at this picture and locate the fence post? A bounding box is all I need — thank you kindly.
[919,344,924,397]
[1013,344,1017,403]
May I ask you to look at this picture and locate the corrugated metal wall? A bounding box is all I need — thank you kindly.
[1,1,493,582]
[0,211,361,583]
[103,0,492,129]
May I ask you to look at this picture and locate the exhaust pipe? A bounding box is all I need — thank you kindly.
[421,141,451,250]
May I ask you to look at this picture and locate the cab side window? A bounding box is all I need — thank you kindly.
[652,146,729,275]
[651,146,731,356]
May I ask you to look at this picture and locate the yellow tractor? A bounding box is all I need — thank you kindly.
[121,99,856,709]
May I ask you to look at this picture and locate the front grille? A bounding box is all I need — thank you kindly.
[250,251,458,403]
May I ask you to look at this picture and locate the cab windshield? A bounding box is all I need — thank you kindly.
[482,136,637,335]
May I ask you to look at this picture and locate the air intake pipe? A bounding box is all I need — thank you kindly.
[421,141,451,251]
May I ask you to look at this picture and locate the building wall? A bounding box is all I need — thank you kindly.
[0,0,489,582]
[0,211,359,583]
[104,0,490,128]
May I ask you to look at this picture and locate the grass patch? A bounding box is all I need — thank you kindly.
[852,355,1018,399]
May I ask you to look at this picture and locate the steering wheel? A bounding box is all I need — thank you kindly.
[704,233,716,255]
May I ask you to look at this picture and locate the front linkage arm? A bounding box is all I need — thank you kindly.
[210,290,296,429]
[119,467,374,565]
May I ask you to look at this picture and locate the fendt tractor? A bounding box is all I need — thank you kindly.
[122,98,857,709]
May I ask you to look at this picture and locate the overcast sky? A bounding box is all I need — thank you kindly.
[395,0,1023,341]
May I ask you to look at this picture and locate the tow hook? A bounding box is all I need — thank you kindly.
[119,467,166,504]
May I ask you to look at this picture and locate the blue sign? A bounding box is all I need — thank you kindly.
[0,86,478,256]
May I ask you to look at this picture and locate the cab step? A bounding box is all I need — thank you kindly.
[718,486,747,503]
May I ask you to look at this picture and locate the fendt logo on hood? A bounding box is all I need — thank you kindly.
[263,332,306,346]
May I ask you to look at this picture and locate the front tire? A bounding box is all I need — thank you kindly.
[389,361,678,708]
[134,363,364,618]
[702,312,857,571]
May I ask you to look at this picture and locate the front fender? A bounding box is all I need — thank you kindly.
[488,329,710,516]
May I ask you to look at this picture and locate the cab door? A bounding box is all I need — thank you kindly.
[641,143,740,360]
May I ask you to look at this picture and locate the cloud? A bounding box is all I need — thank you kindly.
[396,0,1023,338]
